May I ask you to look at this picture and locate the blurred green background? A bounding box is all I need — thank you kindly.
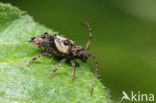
[1,0,156,102]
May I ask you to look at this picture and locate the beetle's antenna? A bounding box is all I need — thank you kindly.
[89,53,98,96]
[83,22,92,52]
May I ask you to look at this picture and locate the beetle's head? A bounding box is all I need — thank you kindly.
[71,46,89,62]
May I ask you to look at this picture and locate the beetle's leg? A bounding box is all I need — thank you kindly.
[42,52,53,57]
[28,52,53,67]
[28,54,43,67]
[83,22,92,52]
[71,60,76,82]
[49,58,67,79]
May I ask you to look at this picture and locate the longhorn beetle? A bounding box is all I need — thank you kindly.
[28,22,98,95]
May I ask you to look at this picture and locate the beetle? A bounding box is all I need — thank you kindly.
[28,22,98,95]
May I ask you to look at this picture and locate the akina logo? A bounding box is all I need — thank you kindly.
[120,91,155,102]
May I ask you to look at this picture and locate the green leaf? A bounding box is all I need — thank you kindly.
[0,3,111,103]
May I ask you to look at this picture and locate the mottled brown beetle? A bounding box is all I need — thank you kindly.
[28,22,98,95]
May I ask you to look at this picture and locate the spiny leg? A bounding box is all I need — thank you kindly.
[49,58,67,79]
[70,60,76,82]
[28,54,43,67]
[28,52,53,67]
[89,54,98,96]
[83,22,92,52]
